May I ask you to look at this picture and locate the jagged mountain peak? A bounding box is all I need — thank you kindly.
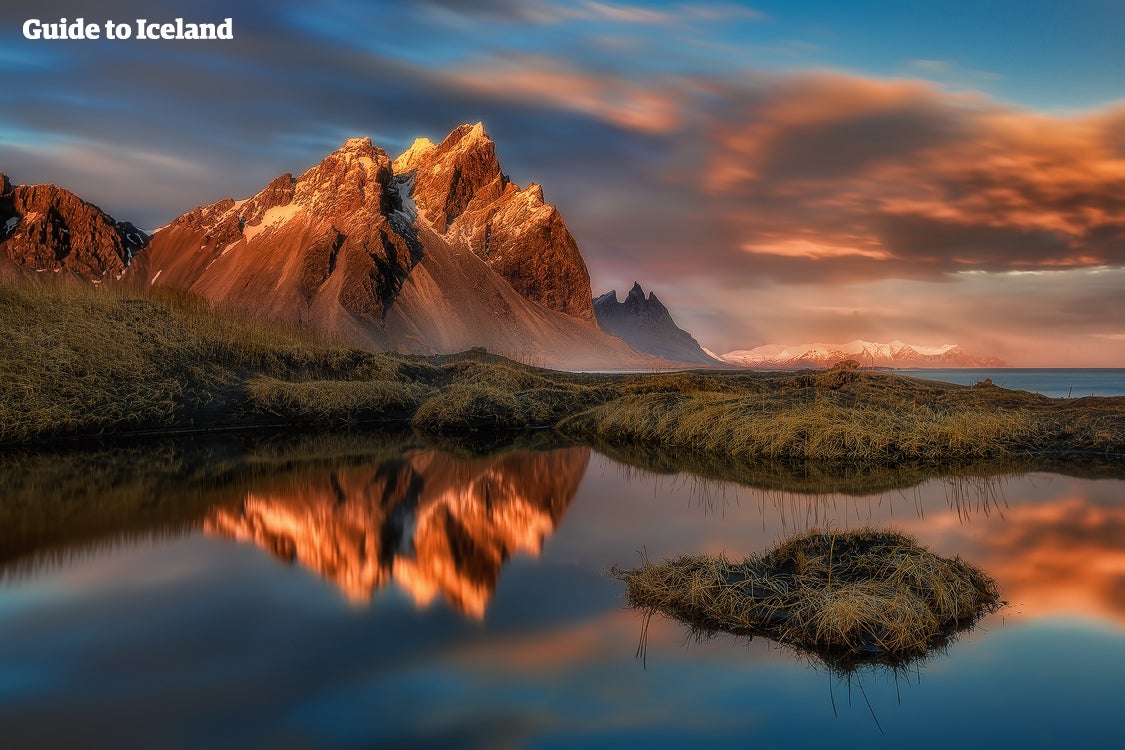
[621,281,666,313]
[594,281,719,365]
[399,123,503,234]
[389,123,593,322]
[126,131,416,324]
[441,121,488,147]
[339,136,375,154]
[1,177,148,279]
[393,136,437,173]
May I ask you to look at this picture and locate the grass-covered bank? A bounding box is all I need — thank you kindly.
[3,279,1125,461]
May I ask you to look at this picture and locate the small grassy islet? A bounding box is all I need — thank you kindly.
[613,528,1005,671]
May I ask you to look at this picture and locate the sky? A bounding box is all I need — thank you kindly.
[2,0,1124,365]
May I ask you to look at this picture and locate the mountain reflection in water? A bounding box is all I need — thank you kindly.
[204,448,590,616]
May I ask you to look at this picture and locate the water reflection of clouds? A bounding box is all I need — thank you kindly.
[581,458,1124,627]
[899,493,1125,624]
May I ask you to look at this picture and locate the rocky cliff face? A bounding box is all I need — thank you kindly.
[126,124,646,368]
[593,282,720,365]
[127,137,420,327]
[0,173,147,280]
[204,447,590,617]
[396,123,594,322]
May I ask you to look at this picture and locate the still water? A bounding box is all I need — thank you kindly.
[0,434,1121,749]
[896,368,1125,398]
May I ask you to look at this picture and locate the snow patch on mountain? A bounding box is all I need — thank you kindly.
[722,339,1006,368]
[242,203,303,242]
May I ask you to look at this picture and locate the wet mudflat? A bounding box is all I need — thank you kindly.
[0,432,1121,748]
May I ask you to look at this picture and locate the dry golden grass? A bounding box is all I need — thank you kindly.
[559,389,1041,462]
[0,279,424,442]
[613,528,1003,671]
[559,367,1125,462]
[246,376,423,424]
[412,383,529,432]
[4,278,1124,468]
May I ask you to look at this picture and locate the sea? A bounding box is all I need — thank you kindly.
[894,367,1125,398]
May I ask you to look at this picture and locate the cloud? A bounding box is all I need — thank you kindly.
[578,1,676,24]
[413,0,566,24]
[444,54,689,133]
[905,58,1004,89]
[412,0,766,26]
[697,72,1125,279]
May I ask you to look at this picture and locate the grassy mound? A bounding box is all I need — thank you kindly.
[613,529,1003,670]
[561,385,1036,462]
[246,376,424,423]
[412,383,529,432]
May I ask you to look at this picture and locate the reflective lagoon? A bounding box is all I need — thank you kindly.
[0,433,1122,748]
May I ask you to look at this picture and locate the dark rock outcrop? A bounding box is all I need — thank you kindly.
[0,174,147,279]
[593,282,720,365]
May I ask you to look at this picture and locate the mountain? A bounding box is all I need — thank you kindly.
[204,447,590,617]
[722,339,1008,369]
[125,123,648,369]
[0,172,147,280]
[395,125,594,322]
[593,282,721,365]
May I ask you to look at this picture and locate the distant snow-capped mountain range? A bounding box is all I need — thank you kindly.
[721,340,1008,369]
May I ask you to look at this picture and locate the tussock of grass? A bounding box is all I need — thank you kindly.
[246,376,423,424]
[413,384,530,432]
[613,528,1003,670]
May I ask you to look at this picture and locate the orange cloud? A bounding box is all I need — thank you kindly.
[447,55,686,133]
[701,72,1125,275]
[742,237,894,261]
